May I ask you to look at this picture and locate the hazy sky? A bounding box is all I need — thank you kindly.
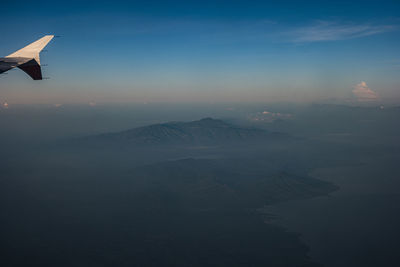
[1,0,400,104]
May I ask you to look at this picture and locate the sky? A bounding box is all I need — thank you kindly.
[1,0,400,104]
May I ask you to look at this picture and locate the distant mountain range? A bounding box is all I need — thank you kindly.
[82,118,286,146]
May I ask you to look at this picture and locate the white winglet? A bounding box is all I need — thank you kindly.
[6,35,54,64]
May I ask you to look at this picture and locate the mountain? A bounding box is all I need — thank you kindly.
[83,118,285,146]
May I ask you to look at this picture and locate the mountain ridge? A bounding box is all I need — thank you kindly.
[83,117,286,146]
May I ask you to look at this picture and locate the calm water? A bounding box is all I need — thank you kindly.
[267,154,400,267]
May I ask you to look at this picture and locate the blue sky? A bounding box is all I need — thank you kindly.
[1,0,400,104]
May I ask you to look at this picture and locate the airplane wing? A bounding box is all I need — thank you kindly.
[0,35,54,80]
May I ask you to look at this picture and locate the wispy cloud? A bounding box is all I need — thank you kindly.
[288,21,396,43]
[352,81,379,102]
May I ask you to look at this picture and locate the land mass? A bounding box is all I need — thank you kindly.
[1,117,339,266]
[79,117,287,147]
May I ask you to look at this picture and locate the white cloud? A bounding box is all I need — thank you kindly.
[352,81,379,102]
[289,21,396,43]
[250,110,292,122]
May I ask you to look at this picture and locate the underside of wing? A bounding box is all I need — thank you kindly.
[0,58,18,74]
[17,59,42,80]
